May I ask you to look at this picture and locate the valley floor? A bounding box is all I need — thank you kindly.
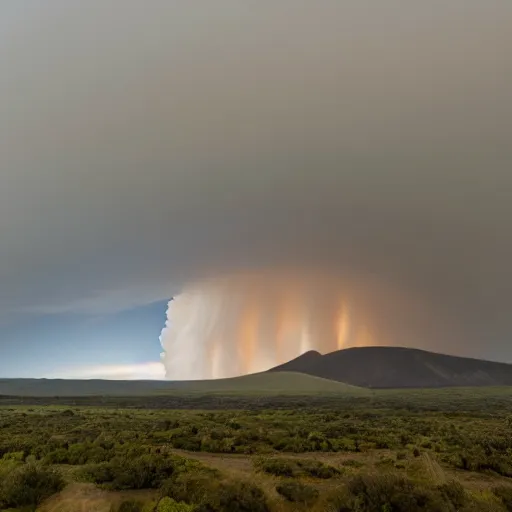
[1,388,512,511]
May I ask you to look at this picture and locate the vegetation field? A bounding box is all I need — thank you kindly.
[2,387,512,511]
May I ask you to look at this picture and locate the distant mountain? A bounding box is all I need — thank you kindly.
[3,347,510,397]
[268,346,512,388]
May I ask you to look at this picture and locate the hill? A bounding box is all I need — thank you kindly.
[167,371,366,395]
[0,371,365,397]
[268,346,512,388]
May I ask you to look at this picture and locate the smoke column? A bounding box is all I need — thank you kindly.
[159,270,376,380]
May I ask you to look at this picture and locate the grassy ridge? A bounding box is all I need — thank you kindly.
[163,371,367,395]
[0,371,367,397]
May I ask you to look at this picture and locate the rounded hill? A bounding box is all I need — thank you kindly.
[269,346,512,388]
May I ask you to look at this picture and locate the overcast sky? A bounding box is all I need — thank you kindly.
[1,1,511,378]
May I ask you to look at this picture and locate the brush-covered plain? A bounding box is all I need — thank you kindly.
[2,388,512,511]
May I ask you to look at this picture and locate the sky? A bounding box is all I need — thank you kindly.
[1,1,512,378]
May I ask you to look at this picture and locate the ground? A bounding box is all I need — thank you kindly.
[1,387,512,511]
[39,484,156,512]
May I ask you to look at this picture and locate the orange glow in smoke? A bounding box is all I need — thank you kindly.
[337,308,350,350]
[161,269,384,379]
[354,325,373,348]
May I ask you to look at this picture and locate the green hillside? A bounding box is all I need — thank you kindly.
[169,371,367,395]
[0,372,366,397]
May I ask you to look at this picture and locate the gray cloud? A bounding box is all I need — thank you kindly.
[1,1,511,360]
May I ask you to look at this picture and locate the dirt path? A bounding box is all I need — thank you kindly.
[39,483,156,512]
[170,448,372,473]
[171,448,254,474]
[422,452,446,484]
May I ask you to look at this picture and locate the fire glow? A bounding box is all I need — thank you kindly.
[159,270,374,379]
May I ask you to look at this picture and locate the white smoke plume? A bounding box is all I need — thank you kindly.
[159,269,377,380]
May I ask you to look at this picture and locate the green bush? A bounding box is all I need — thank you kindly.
[142,501,158,512]
[326,474,471,512]
[254,457,296,477]
[114,500,144,512]
[44,442,114,465]
[493,486,512,511]
[157,497,195,512]
[450,450,512,477]
[2,451,24,462]
[204,479,269,512]
[162,470,269,512]
[276,480,319,505]
[437,480,466,509]
[159,468,218,505]
[297,459,340,478]
[340,459,364,468]
[79,454,197,490]
[376,456,396,468]
[0,463,64,509]
[254,457,339,479]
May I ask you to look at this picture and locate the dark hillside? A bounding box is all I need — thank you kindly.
[269,346,512,388]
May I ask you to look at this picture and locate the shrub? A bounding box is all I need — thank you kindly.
[79,454,199,490]
[254,457,296,477]
[2,452,24,462]
[0,463,64,509]
[437,480,466,509]
[493,486,512,511]
[157,497,195,512]
[276,480,319,505]
[163,470,269,512]
[44,442,114,465]
[296,459,340,479]
[79,461,114,484]
[254,457,339,479]
[307,432,331,451]
[328,474,470,512]
[209,479,268,512]
[160,468,218,505]
[450,450,512,477]
[376,456,395,468]
[340,459,364,468]
[115,500,144,512]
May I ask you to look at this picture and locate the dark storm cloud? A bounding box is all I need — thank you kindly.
[1,1,511,358]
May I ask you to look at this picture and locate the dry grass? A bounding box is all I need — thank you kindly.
[39,483,157,512]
